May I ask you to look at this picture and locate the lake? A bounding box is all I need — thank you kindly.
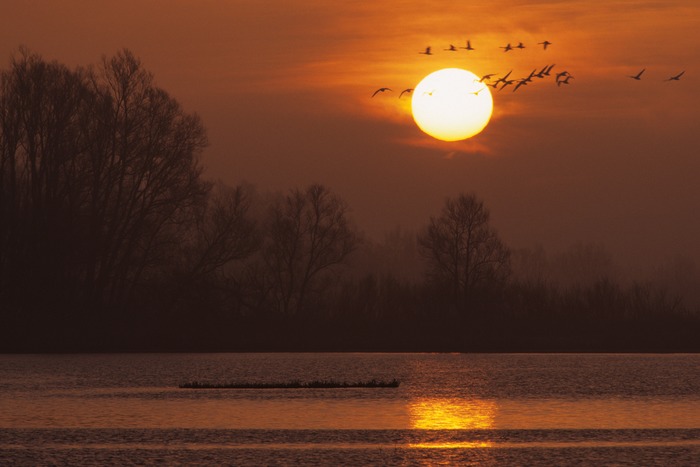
[1,353,698,465]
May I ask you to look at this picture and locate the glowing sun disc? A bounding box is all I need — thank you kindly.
[411,68,493,141]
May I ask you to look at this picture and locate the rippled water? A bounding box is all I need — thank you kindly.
[1,353,698,465]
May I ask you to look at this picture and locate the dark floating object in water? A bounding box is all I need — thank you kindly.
[179,379,400,389]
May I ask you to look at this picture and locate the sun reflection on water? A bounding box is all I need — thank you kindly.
[408,398,497,449]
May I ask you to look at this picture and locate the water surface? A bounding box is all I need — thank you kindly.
[1,353,698,465]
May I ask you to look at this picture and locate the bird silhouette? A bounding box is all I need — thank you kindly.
[500,43,512,52]
[543,64,556,76]
[471,88,485,96]
[499,79,515,91]
[515,42,526,49]
[555,71,571,81]
[477,73,497,82]
[628,69,645,80]
[494,70,513,85]
[371,87,392,97]
[444,44,458,52]
[557,75,573,86]
[523,69,536,82]
[399,88,414,99]
[538,40,552,50]
[460,40,475,51]
[512,80,528,92]
[665,71,685,81]
[419,46,432,55]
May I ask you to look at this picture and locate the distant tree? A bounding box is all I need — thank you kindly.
[181,182,259,279]
[510,245,549,286]
[263,184,357,315]
[550,242,615,288]
[167,182,260,312]
[418,193,510,305]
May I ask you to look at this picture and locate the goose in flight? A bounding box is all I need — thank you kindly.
[499,79,515,91]
[557,75,573,86]
[500,43,513,52]
[515,42,526,49]
[419,46,432,55]
[512,80,528,92]
[665,71,685,81]
[399,88,414,99]
[543,64,555,76]
[372,87,392,97]
[477,73,497,83]
[538,40,552,50]
[534,65,548,79]
[444,44,458,52]
[523,69,536,82]
[493,70,513,85]
[555,70,571,81]
[460,40,475,51]
[628,69,645,80]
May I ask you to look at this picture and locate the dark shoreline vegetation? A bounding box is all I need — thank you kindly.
[179,379,400,389]
[2,49,700,354]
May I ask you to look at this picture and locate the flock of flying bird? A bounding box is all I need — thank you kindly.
[371,39,686,98]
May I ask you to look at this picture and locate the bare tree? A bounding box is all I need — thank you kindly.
[0,49,92,312]
[81,49,208,309]
[178,182,259,279]
[418,193,510,302]
[263,184,357,315]
[0,48,208,314]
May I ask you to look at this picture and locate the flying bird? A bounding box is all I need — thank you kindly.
[500,43,513,52]
[628,69,645,80]
[534,65,548,79]
[557,75,573,86]
[399,88,414,98]
[555,71,571,81]
[444,44,458,51]
[460,40,475,51]
[499,79,515,91]
[538,40,552,50]
[515,42,526,49]
[494,70,513,85]
[665,71,685,81]
[512,80,528,92]
[471,88,485,96]
[371,87,392,97]
[543,64,556,76]
[477,73,497,82]
[419,46,432,55]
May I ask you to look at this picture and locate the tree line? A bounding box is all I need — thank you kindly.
[1,49,698,351]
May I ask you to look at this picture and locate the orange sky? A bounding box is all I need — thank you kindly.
[2,0,700,274]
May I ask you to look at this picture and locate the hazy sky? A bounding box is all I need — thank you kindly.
[2,0,699,273]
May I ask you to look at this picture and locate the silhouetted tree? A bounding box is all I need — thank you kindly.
[263,184,357,315]
[167,182,260,313]
[0,48,208,318]
[0,49,93,314]
[550,242,615,288]
[418,193,510,308]
[81,49,208,310]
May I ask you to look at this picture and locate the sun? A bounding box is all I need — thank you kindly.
[411,68,493,141]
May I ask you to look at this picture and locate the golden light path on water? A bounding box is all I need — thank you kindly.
[408,398,497,449]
